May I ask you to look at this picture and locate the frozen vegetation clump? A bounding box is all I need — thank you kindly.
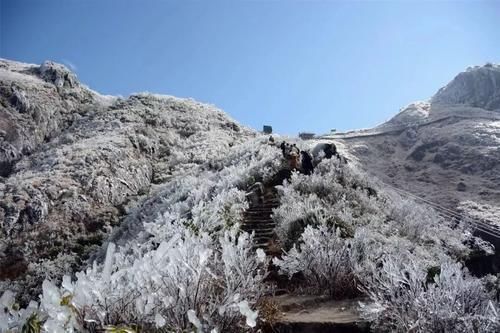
[271,156,499,331]
[273,225,358,298]
[2,228,268,332]
[357,253,499,333]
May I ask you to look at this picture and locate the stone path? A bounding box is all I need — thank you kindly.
[268,295,370,333]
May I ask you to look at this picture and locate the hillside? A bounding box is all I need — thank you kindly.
[1,60,499,333]
[334,64,500,224]
[0,59,253,304]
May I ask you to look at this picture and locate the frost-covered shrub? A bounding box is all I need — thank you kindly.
[3,226,269,332]
[273,183,327,246]
[211,138,283,188]
[273,225,357,298]
[383,191,471,259]
[272,159,384,245]
[357,251,500,333]
[0,290,40,332]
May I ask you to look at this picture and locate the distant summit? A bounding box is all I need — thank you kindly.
[383,63,500,127]
[431,63,500,111]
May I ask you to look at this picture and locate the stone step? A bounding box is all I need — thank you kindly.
[253,237,271,243]
[244,215,274,220]
[245,230,275,236]
[244,226,275,231]
[247,204,276,209]
[244,226,275,232]
[253,235,275,240]
[245,222,274,227]
[253,242,270,249]
[252,199,278,203]
[253,231,273,237]
[243,223,275,228]
[253,232,274,237]
[250,236,275,242]
[263,200,280,205]
[245,209,273,213]
[243,216,274,220]
[245,209,275,215]
[243,218,274,223]
[243,228,274,236]
[261,201,281,206]
[261,201,280,206]
[252,231,275,237]
[244,214,274,218]
[244,215,273,219]
[243,217,274,221]
[266,295,370,333]
[254,237,273,243]
[253,238,273,244]
[242,226,274,233]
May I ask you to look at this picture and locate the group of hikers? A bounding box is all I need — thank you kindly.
[246,136,342,206]
[280,141,314,175]
[270,136,340,176]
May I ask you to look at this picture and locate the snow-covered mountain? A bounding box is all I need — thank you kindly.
[337,64,500,223]
[1,59,499,332]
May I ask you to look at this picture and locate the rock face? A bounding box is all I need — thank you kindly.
[0,59,253,303]
[432,63,500,111]
[340,64,500,219]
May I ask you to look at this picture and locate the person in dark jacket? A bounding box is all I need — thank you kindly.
[300,151,314,175]
[323,143,337,159]
[312,142,338,163]
[280,141,287,157]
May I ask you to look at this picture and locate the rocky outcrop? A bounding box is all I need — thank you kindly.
[0,60,102,176]
[0,59,253,304]
[432,63,500,111]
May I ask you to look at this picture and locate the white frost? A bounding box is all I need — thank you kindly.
[238,300,258,328]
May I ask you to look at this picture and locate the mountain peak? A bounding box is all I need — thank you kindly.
[431,63,500,111]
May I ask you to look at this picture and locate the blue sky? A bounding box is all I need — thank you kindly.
[1,0,499,135]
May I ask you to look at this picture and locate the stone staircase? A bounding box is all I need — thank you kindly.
[242,188,280,250]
